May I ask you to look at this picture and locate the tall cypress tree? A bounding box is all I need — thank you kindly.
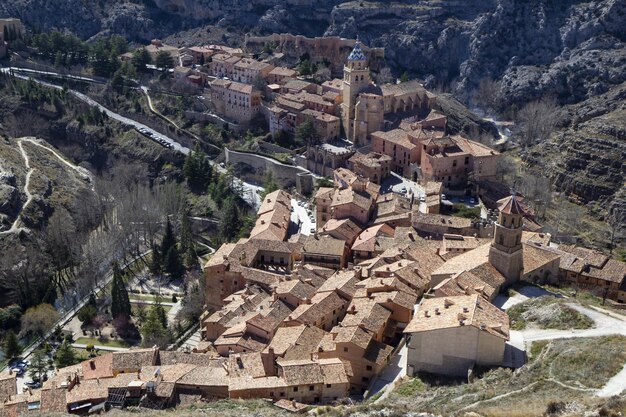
[3,330,21,360]
[160,218,176,260]
[110,261,131,319]
[180,212,197,269]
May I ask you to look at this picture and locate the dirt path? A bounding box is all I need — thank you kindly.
[22,137,95,191]
[0,139,34,235]
[0,137,95,235]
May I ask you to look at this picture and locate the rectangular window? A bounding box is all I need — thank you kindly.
[309,385,314,391]
[293,387,298,392]
[366,365,373,371]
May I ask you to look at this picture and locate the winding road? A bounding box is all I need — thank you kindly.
[2,66,264,208]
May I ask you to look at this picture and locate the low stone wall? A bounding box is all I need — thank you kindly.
[225,148,314,195]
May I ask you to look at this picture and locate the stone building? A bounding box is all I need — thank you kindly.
[404,294,509,377]
[210,79,262,124]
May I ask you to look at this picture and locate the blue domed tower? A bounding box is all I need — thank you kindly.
[341,39,371,142]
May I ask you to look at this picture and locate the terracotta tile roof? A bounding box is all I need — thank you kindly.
[341,298,391,334]
[228,375,287,391]
[0,373,17,403]
[404,294,509,340]
[279,360,324,385]
[40,384,67,412]
[466,263,506,291]
[288,292,348,326]
[317,270,359,298]
[111,348,158,372]
[522,243,561,275]
[303,235,345,257]
[258,190,292,216]
[413,213,472,229]
[283,79,315,92]
[331,188,373,213]
[380,79,426,97]
[227,352,267,379]
[363,340,394,366]
[266,325,327,361]
[372,129,416,149]
[352,224,395,252]
[497,195,527,215]
[269,67,297,77]
[81,354,113,380]
[175,365,229,387]
[158,351,217,366]
[330,325,373,351]
[432,243,491,277]
[315,187,334,199]
[433,270,497,300]
[320,218,363,245]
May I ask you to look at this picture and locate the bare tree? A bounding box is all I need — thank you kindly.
[314,67,332,84]
[516,97,559,147]
[375,67,394,85]
[473,77,500,114]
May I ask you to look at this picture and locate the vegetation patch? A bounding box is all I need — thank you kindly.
[74,337,131,349]
[382,336,626,415]
[393,376,427,396]
[507,296,594,330]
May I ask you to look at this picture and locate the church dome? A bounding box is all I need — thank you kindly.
[347,41,366,61]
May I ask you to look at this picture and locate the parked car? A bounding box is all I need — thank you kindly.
[469,197,476,204]
[25,381,42,389]
[419,195,426,202]
[441,194,446,201]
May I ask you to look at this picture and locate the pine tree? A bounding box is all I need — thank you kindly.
[141,306,171,348]
[153,296,168,328]
[164,246,184,280]
[55,341,78,368]
[29,349,48,382]
[149,244,162,276]
[160,218,176,260]
[219,197,240,241]
[3,330,21,360]
[183,144,212,192]
[110,262,131,319]
[180,212,197,269]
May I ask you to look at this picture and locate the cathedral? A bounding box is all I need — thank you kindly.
[340,40,437,147]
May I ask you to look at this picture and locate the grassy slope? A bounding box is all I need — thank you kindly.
[507,296,594,331]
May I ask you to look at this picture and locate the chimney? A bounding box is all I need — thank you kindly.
[424,310,430,318]
[434,307,440,315]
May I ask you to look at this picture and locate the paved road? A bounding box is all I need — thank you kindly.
[71,343,130,352]
[370,343,408,403]
[2,66,264,208]
[291,198,315,236]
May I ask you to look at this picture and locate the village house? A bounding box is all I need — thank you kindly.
[267,67,298,85]
[209,54,241,79]
[232,58,275,84]
[404,294,510,377]
[347,152,392,185]
[556,246,626,301]
[210,79,262,124]
[145,39,179,62]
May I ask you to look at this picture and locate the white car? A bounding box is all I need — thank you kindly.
[419,195,426,202]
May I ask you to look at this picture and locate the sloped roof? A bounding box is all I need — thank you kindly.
[404,294,509,340]
[497,195,527,215]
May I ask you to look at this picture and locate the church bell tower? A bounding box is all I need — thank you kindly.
[341,39,371,143]
[489,195,525,286]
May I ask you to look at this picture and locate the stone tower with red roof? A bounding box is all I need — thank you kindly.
[489,195,526,286]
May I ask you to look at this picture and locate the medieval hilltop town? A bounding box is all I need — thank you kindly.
[0,20,625,416]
